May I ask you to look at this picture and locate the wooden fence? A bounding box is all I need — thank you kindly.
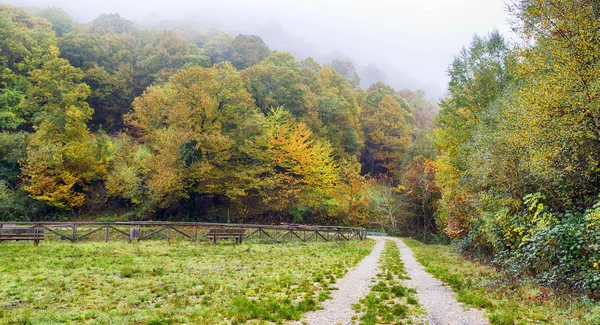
[0,222,367,243]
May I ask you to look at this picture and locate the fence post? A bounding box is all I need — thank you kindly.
[129,228,140,242]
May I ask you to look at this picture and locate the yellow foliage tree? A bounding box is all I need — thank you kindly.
[510,0,600,208]
[22,58,111,209]
[124,63,267,208]
[263,108,340,215]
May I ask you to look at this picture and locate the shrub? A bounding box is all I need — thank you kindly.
[463,193,600,299]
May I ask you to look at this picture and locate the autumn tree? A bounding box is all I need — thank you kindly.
[361,91,411,180]
[22,58,111,209]
[509,0,600,210]
[335,160,370,226]
[123,63,267,210]
[262,108,340,221]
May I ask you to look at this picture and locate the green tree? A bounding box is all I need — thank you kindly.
[203,32,233,65]
[242,55,316,118]
[312,67,363,158]
[0,5,57,130]
[434,31,511,236]
[231,34,271,70]
[89,13,135,35]
[37,7,78,37]
[327,59,360,88]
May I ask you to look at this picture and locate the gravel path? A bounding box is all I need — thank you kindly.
[389,237,489,325]
[289,237,385,325]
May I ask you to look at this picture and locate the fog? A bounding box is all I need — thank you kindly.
[7,0,513,99]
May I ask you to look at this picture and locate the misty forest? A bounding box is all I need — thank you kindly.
[1,0,600,324]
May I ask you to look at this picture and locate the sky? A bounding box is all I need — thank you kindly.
[7,0,513,99]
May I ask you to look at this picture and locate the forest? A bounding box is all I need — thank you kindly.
[0,4,439,231]
[1,0,599,299]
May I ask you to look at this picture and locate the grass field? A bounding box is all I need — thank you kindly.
[403,238,600,325]
[0,239,374,325]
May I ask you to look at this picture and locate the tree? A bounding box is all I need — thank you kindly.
[263,52,299,70]
[231,34,271,70]
[361,94,411,179]
[203,32,233,65]
[0,5,57,130]
[125,63,267,209]
[509,0,600,210]
[434,31,511,237]
[22,58,111,209]
[400,157,439,232]
[368,176,404,229]
[262,108,339,217]
[37,7,78,37]
[335,160,370,226]
[89,13,135,35]
[105,134,148,206]
[312,67,363,158]
[327,59,360,88]
[242,57,316,118]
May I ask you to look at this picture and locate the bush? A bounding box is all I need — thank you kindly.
[463,193,600,299]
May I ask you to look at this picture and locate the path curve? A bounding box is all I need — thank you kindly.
[388,237,489,325]
[290,237,385,325]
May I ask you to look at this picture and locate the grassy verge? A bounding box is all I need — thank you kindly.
[403,238,600,325]
[0,239,374,325]
[352,239,422,325]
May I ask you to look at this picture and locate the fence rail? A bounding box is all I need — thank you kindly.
[0,221,367,243]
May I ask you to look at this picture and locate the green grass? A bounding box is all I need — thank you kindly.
[352,240,422,324]
[403,238,600,325]
[0,239,374,325]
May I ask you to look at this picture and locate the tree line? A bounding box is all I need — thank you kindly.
[0,5,439,232]
[435,0,600,298]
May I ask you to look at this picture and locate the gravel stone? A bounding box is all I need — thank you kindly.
[390,237,489,325]
[289,237,386,325]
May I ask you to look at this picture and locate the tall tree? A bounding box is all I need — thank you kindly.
[0,5,57,130]
[509,0,600,210]
[262,108,339,218]
[434,31,510,236]
[37,7,77,37]
[361,83,413,180]
[22,58,111,209]
[124,63,267,209]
